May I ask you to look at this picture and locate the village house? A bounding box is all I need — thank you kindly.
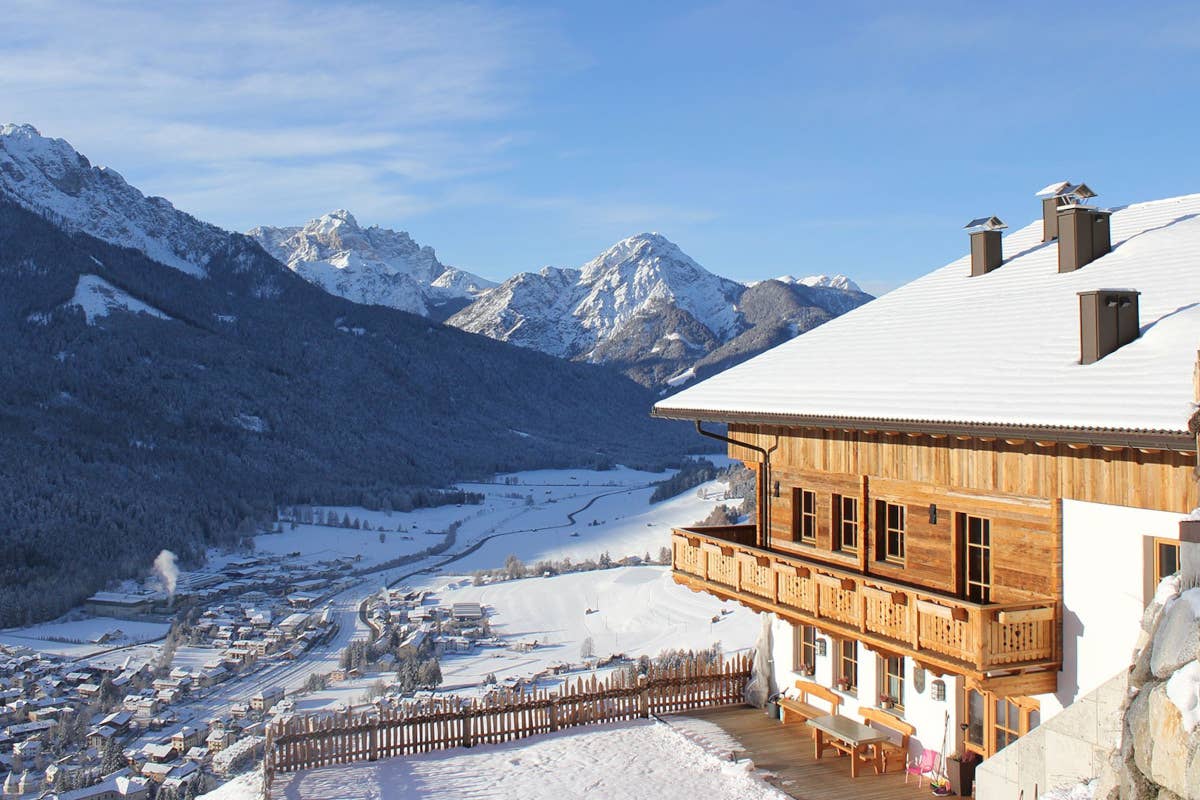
[653,186,1198,778]
[250,687,283,714]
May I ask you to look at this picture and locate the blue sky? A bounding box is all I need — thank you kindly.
[3,1,1199,293]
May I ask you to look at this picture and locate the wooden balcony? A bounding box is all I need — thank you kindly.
[672,525,1059,693]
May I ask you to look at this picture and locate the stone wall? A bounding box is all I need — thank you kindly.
[975,671,1125,799]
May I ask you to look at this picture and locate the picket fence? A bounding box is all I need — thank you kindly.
[263,654,751,791]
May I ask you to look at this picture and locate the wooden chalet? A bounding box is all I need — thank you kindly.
[654,186,1198,761]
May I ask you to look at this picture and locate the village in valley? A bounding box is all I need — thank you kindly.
[0,467,758,800]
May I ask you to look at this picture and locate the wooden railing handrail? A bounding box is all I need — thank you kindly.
[671,527,1060,679]
[672,526,1055,615]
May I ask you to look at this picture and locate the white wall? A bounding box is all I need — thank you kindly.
[1043,499,1184,718]
[770,615,959,757]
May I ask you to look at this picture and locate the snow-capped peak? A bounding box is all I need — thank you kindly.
[0,123,229,277]
[248,212,494,317]
[449,231,745,365]
[770,274,863,293]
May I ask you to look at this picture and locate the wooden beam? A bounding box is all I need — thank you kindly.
[996,607,1055,625]
[975,670,1058,697]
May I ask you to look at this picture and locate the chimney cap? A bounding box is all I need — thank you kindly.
[1035,181,1097,203]
[964,216,1007,232]
[1036,180,1073,198]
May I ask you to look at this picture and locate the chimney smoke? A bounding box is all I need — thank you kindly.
[153,549,179,598]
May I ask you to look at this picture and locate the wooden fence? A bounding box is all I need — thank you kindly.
[264,654,751,787]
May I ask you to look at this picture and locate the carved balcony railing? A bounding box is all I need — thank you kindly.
[671,525,1060,681]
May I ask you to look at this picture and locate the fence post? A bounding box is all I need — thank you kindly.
[637,675,649,718]
[462,710,473,748]
[549,697,559,732]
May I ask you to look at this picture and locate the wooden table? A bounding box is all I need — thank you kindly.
[806,714,888,778]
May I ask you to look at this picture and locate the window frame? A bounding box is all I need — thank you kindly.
[793,624,816,673]
[793,488,817,544]
[1154,538,1180,585]
[835,638,858,692]
[961,514,993,603]
[834,494,859,553]
[875,501,906,564]
[878,654,905,712]
[961,687,1040,758]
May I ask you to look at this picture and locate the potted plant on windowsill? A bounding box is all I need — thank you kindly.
[877,693,895,710]
[798,663,815,678]
[835,677,851,692]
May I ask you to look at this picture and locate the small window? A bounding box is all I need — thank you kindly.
[793,624,816,672]
[834,495,859,552]
[875,501,906,564]
[879,654,905,711]
[836,638,858,691]
[965,689,986,754]
[961,515,992,603]
[1155,538,1180,584]
[794,489,817,543]
[994,698,1021,752]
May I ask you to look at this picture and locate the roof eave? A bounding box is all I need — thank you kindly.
[652,406,1195,452]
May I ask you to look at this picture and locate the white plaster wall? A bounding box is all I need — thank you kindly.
[1042,499,1183,719]
[770,615,959,757]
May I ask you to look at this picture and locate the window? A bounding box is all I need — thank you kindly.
[793,489,817,543]
[962,687,1040,757]
[836,639,858,691]
[879,654,905,711]
[994,698,1021,752]
[793,624,816,673]
[1155,538,1180,584]
[834,494,859,552]
[875,501,906,563]
[961,515,992,603]
[965,689,986,752]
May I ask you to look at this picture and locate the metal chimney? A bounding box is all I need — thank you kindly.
[964,216,1007,276]
[1078,289,1140,364]
[1055,184,1111,272]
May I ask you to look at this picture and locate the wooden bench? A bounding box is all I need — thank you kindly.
[778,679,842,725]
[858,706,916,772]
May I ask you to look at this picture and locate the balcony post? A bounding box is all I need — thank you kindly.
[910,596,920,651]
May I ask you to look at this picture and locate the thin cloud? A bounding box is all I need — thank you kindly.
[0,0,560,229]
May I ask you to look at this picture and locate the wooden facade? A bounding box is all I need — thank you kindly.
[669,422,1196,706]
[724,425,1197,514]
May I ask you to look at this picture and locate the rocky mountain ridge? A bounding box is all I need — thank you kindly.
[249,211,493,320]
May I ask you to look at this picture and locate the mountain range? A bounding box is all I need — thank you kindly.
[256,221,872,387]
[0,124,701,625]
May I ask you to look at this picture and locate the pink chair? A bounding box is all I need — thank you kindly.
[905,749,939,786]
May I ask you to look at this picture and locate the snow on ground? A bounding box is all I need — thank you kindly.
[408,471,740,580]
[69,274,173,324]
[171,645,226,672]
[254,521,444,568]
[266,719,787,800]
[0,616,169,657]
[1041,778,1098,800]
[253,464,708,569]
[430,567,756,691]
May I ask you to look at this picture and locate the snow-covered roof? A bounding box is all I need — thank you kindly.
[655,192,1200,447]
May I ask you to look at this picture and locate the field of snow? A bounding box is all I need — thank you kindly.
[402,467,740,580]
[431,567,757,690]
[259,718,786,800]
[253,464,724,570]
[253,521,445,568]
[0,616,169,657]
